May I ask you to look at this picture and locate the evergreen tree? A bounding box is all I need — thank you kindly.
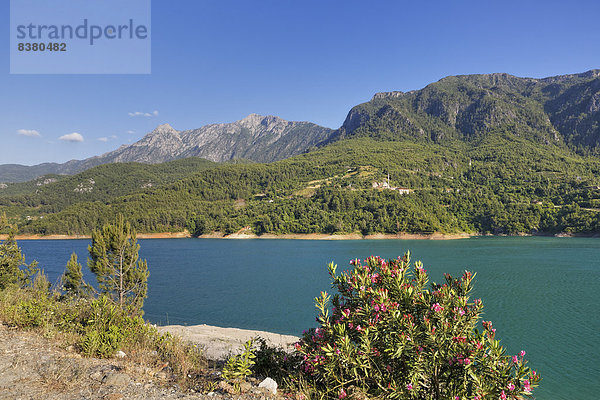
[62,252,85,297]
[0,212,37,290]
[88,215,149,313]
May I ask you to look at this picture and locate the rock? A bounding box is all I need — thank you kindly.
[90,370,106,382]
[115,350,126,358]
[217,380,236,394]
[155,370,169,380]
[104,394,123,400]
[259,377,278,394]
[102,373,131,387]
[239,381,252,393]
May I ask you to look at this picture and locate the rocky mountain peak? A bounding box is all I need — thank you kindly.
[151,123,178,135]
[237,114,290,134]
[372,91,405,100]
[238,114,285,128]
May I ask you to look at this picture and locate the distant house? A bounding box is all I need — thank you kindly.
[372,176,413,194]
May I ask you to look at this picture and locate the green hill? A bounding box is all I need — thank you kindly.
[326,70,600,150]
[3,70,600,236]
[0,157,215,219]
[7,136,600,236]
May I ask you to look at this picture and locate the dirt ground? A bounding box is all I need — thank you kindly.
[0,323,287,400]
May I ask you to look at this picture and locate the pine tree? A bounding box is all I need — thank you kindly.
[0,212,38,290]
[62,252,85,297]
[88,215,149,313]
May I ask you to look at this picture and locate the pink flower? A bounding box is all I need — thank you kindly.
[455,396,460,400]
[520,350,526,357]
[458,308,465,316]
[464,358,471,365]
[339,389,347,399]
[432,303,444,312]
[512,355,518,364]
[406,383,413,391]
[500,390,507,400]
[507,383,515,391]
[523,380,532,394]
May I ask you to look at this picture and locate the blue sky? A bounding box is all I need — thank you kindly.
[2,0,599,165]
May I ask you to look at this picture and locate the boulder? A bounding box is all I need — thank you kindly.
[259,377,278,395]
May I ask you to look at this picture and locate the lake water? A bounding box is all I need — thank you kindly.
[16,237,600,400]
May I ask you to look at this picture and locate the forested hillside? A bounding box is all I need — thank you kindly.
[3,136,599,236]
[326,70,600,151]
[0,158,215,220]
[2,71,600,236]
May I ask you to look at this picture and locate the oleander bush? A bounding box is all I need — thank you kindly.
[296,253,540,400]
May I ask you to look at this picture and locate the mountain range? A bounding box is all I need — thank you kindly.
[328,69,600,149]
[0,114,334,183]
[1,69,599,184]
[3,69,600,236]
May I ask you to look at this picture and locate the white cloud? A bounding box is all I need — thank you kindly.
[17,129,40,137]
[59,132,84,142]
[98,135,118,142]
[127,130,135,134]
[128,110,159,117]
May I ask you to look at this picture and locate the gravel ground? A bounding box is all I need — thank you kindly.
[0,324,287,400]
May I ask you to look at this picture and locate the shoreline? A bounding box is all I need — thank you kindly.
[157,323,300,360]
[3,231,474,241]
[206,232,474,240]
[1,231,193,241]
[3,231,599,241]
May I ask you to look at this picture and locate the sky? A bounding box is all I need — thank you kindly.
[1,0,599,165]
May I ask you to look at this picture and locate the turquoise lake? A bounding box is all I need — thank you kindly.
[17,237,600,400]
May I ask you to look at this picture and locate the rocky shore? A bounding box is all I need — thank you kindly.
[3,231,473,241]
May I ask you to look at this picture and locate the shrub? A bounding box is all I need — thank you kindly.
[79,295,149,358]
[253,337,303,386]
[296,253,540,400]
[222,339,256,391]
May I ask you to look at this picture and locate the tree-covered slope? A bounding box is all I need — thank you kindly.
[3,70,600,236]
[7,136,600,236]
[0,157,215,216]
[325,70,600,151]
